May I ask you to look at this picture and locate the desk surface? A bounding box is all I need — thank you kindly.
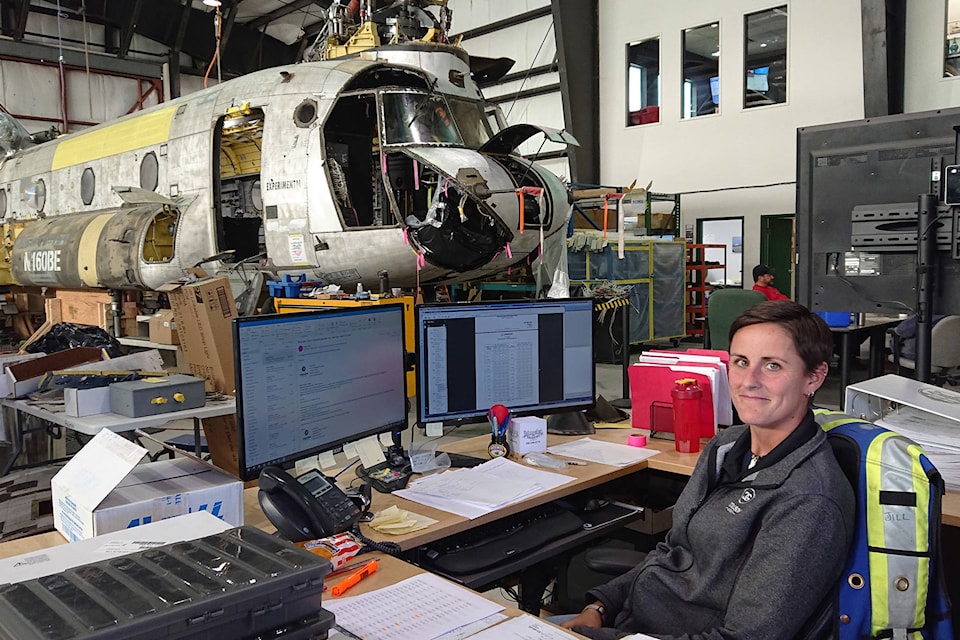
[354,428,699,550]
[827,316,901,333]
[1,396,236,435]
[0,428,694,560]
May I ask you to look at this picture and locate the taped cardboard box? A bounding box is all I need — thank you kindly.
[159,273,236,395]
[148,309,179,345]
[159,272,240,476]
[51,429,243,542]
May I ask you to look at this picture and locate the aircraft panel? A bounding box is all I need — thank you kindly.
[51,106,177,171]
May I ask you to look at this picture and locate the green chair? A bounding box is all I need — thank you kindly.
[705,289,767,352]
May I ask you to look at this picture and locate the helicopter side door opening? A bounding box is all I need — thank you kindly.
[214,105,266,263]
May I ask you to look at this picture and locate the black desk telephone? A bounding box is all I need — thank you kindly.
[258,467,363,542]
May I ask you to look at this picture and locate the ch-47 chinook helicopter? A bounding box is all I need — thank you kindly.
[0,0,576,311]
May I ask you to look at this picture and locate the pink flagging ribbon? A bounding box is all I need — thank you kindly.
[505,242,513,259]
[402,227,409,245]
[413,159,420,190]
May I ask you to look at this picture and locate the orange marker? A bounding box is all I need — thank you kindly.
[330,558,379,597]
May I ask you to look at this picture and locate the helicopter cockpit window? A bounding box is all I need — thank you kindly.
[446,97,494,149]
[382,92,462,145]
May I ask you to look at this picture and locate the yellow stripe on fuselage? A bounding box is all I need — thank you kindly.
[52,107,177,170]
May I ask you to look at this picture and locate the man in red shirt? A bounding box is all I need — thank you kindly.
[752,265,789,301]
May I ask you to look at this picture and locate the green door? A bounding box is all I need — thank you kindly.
[760,214,794,298]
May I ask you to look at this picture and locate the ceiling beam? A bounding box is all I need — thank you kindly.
[2,0,31,41]
[119,0,144,59]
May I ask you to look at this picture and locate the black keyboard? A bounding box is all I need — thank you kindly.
[419,502,584,575]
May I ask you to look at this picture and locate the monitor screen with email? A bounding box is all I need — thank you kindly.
[415,298,595,426]
[233,305,408,481]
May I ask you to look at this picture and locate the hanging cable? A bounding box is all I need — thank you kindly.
[81,1,93,121]
[505,19,554,121]
[55,0,68,132]
[203,6,223,88]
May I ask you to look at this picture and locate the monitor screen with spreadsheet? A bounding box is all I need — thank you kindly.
[233,305,408,481]
[415,298,595,425]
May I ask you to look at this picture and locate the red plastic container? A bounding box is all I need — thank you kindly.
[672,378,702,453]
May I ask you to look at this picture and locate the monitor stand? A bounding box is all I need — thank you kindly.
[546,411,596,435]
[355,430,413,493]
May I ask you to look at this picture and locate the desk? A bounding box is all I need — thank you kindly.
[354,429,697,552]
[829,317,901,401]
[0,396,236,476]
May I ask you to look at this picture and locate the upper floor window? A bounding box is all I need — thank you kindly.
[626,37,660,126]
[682,22,720,119]
[946,0,960,77]
[744,6,788,108]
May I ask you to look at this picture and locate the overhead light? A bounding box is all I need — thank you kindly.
[760,42,768,48]
[711,50,720,57]
[203,0,222,7]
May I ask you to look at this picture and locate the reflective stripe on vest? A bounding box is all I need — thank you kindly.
[812,409,931,637]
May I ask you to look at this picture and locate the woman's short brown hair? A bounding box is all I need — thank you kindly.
[728,300,833,373]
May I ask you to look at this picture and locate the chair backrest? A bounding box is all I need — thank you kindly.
[931,315,960,371]
[706,289,767,352]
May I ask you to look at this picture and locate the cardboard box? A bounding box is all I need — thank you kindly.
[160,274,237,395]
[148,309,179,344]
[507,416,547,458]
[109,374,206,417]
[0,352,46,397]
[160,273,239,474]
[64,386,112,417]
[52,429,243,542]
[4,347,103,397]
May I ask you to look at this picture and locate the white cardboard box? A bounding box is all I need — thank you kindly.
[51,429,243,542]
[63,387,112,417]
[507,416,548,457]
[0,511,231,584]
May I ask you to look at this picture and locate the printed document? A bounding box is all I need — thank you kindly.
[548,437,661,466]
[395,457,574,519]
[324,572,504,640]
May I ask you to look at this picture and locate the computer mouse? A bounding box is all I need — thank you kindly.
[583,497,607,512]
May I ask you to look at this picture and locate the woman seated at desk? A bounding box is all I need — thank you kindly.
[561,300,855,640]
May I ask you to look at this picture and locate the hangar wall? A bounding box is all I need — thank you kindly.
[596,0,866,280]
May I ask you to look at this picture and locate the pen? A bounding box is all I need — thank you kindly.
[331,558,379,596]
[326,558,377,580]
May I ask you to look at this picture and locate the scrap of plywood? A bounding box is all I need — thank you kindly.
[19,298,63,353]
[55,290,112,327]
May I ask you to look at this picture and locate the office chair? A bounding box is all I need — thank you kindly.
[889,315,960,386]
[581,437,859,639]
[704,289,767,351]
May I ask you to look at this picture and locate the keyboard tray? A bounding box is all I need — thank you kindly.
[421,503,584,575]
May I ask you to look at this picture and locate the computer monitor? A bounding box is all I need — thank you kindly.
[415,298,596,427]
[233,305,408,481]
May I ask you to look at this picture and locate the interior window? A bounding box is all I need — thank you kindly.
[946,0,960,77]
[682,22,720,119]
[626,37,660,126]
[744,6,788,108]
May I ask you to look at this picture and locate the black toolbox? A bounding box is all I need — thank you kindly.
[0,526,335,640]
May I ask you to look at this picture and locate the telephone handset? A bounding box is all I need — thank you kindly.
[258,466,362,542]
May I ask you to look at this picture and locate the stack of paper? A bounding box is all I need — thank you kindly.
[548,437,661,466]
[628,348,732,433]
[325,573,506,640]
[875,406,960,490]
[394,457,574,519]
